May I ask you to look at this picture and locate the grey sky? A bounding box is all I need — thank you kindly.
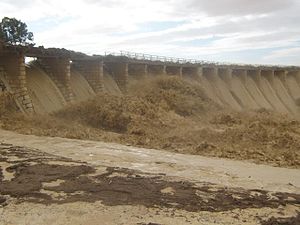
[0,0,299,65]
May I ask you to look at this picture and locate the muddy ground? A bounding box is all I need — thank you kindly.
[0,133,299,225]
[1,144,298,211]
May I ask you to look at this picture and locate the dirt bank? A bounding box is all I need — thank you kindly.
[0,77,299,168]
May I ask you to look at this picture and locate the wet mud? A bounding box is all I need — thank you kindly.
[0,143,299,213]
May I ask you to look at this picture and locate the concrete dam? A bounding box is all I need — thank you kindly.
[0,43,300,118]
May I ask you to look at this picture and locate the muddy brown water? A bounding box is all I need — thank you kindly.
[260,213,300,225]
[138,223,162,225]
[0,143,299,214]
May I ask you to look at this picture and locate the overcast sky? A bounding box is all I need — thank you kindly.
[1,0,300,65]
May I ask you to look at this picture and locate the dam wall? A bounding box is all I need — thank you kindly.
[72,60,104,93]
[26,64,67,114]
[0,51,34,113]
[0,44,300,117]
[37,57,74,103]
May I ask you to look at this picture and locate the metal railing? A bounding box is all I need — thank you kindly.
[104,51,207,65]
[104,51,259,67]
[104,50,299,69]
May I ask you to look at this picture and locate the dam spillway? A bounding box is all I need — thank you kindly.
[0,44,300,118]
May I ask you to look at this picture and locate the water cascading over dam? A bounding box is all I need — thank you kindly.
[0,44,300,118]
